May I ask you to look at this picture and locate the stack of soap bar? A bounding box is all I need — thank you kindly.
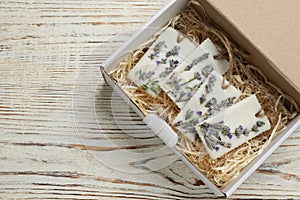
[172,71,242,142]
[127,27,271,160]
[159,38,230,109]
[195,95,271,159]
[128,27,197,97]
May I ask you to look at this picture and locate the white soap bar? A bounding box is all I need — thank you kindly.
[200,38,229,75]
[127,27,196,97]
[195,95,271,159]
[159,39,230,108]
[169,38,229,76]
[159,64,214,109]
[172,71,242,142]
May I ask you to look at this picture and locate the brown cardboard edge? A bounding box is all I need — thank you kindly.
[199,0,300,106]
[207,0,300,95]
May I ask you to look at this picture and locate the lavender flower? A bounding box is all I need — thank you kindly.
[185,64,193,71]
[138,70,155,81]
[192,53,209,66]
[148,41,166,60]
[160,58,167,64]
[199,94,206,104]
[257,121,265,127]
[205,97,217,108]
[252,124,258,132]
[175,120,183,126]
[194,72,202,80]
[184,109,194,120]
[235,125,244,137]
[201,65,214,77]
[196,111,202,116]
[169,59,179,68]
[243,128,249,136]
[166,45,180,57]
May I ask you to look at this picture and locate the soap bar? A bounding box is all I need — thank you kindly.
[159,64,214,109]
[195,95,271,159]
[200,38,229,75]
[173,38,229,75]
[127,27,196,97]
[159,39,229,108]
[172,71,242,142]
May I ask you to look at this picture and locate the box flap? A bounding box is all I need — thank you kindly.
[207,0,300,100]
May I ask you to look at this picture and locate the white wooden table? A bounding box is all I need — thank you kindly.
[0,0,299,199]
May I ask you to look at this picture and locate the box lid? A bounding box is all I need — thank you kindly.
[207,0,300,100]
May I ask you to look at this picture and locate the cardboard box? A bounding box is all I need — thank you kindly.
[100,0,300,197]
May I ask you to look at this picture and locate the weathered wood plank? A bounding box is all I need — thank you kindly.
[0,0,299,199]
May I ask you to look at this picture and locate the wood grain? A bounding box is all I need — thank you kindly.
[0,0,299,199]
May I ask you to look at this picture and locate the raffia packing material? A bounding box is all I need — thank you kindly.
[100,0,300,197]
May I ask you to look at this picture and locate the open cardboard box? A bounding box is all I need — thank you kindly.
[100,0,300,197]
